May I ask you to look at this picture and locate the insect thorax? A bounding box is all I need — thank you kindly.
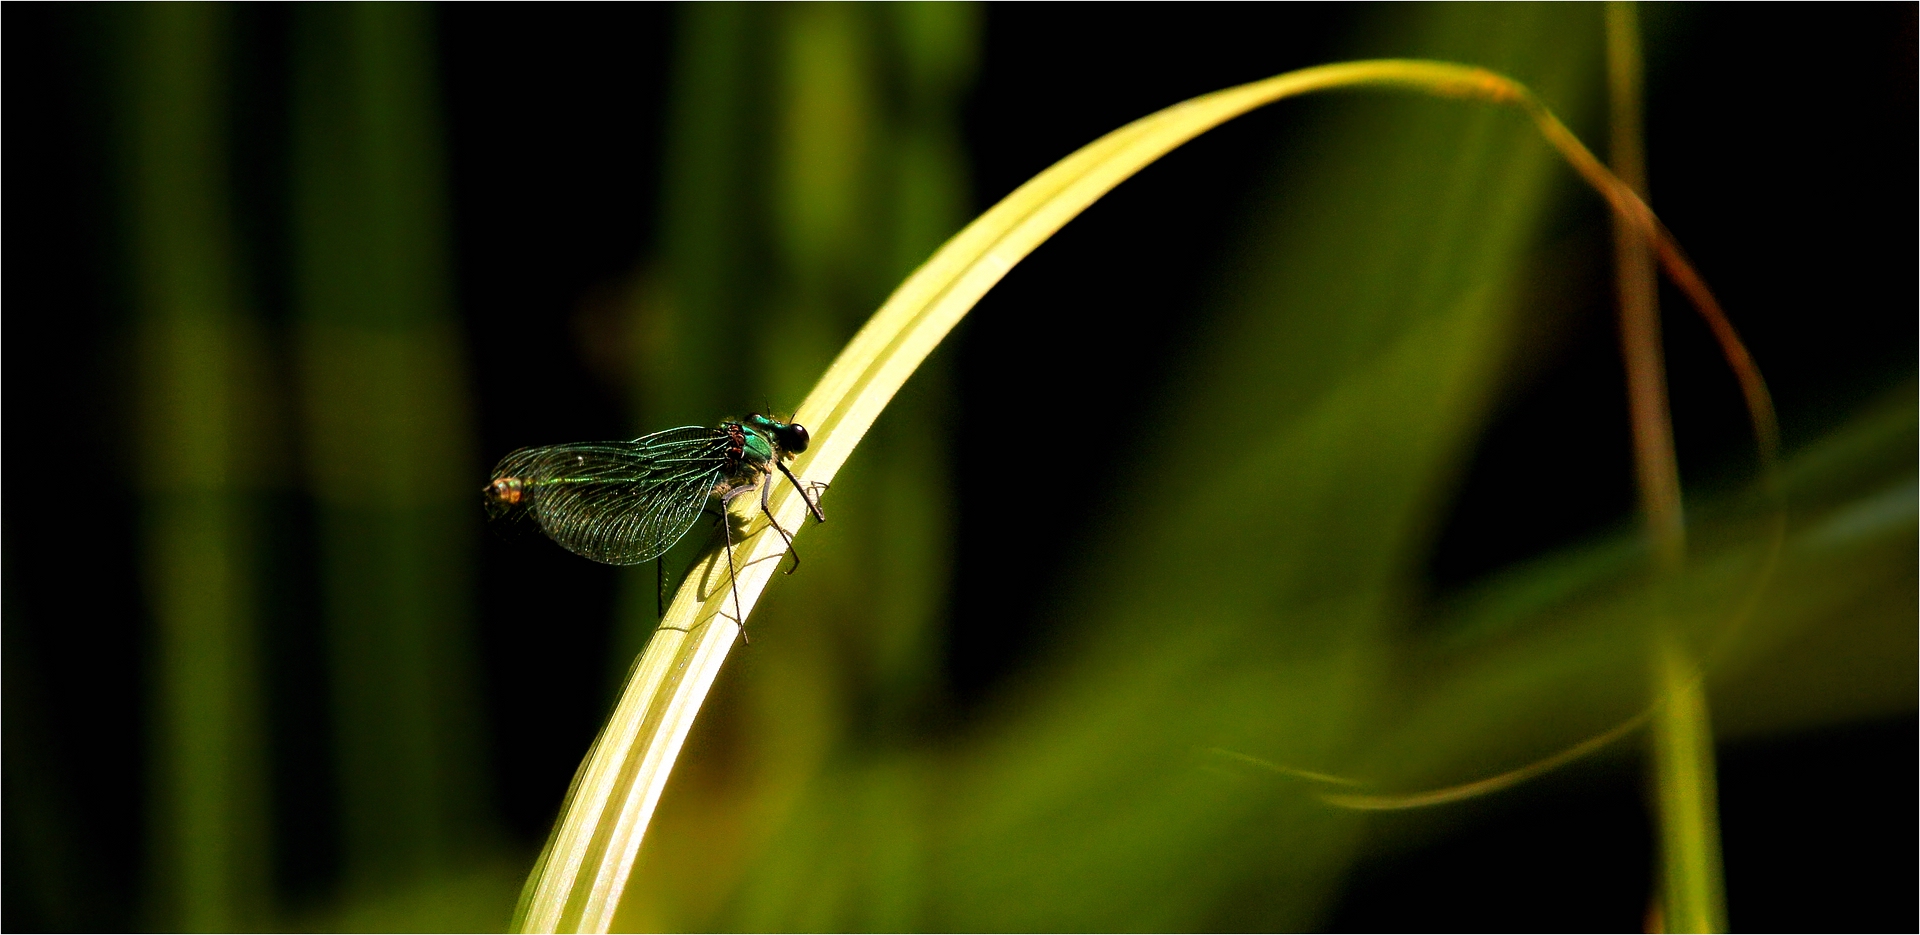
[713,421,777,503]
[722,421,778,468]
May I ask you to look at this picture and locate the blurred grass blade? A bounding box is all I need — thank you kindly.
[1320,7,1776,822]
[515,58,1741,933]
[122,5,271,928]
[1313,391,1912,818]
[1271,385,1902,841]
[1321,715,1650,810]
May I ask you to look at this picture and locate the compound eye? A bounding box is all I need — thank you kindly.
[779,423,810,453]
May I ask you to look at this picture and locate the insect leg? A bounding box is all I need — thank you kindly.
[721,504,748,645]
[759,472,801,575]
[776,461,827,523]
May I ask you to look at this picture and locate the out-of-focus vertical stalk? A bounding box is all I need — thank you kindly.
[865,1,975,740]
[1606,1,1682,568]
[123,4,270,929]
[640,3,754,430]
[291,2,488,895]
[1649,632,1726,933]
[765,0,959,748]
[1605,4,1727,931]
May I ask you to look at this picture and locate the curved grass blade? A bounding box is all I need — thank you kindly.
[513,59,1777,933]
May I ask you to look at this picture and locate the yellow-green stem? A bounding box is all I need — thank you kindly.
[1650,635,1729,933]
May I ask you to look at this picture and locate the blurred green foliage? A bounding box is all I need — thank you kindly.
[288,0,499,916]
[10,1,1910,932]
[118,3,512,930]
[611,3,1913,931]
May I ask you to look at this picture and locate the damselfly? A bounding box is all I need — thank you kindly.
[484,413,826,628]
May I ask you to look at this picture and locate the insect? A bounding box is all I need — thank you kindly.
[483,413,827,628]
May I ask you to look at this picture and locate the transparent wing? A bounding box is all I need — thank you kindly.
[486,426,730,565]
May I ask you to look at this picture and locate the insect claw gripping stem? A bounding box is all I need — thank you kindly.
[777,461,827,523]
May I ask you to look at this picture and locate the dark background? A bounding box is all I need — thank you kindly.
[7,4,1913,931]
